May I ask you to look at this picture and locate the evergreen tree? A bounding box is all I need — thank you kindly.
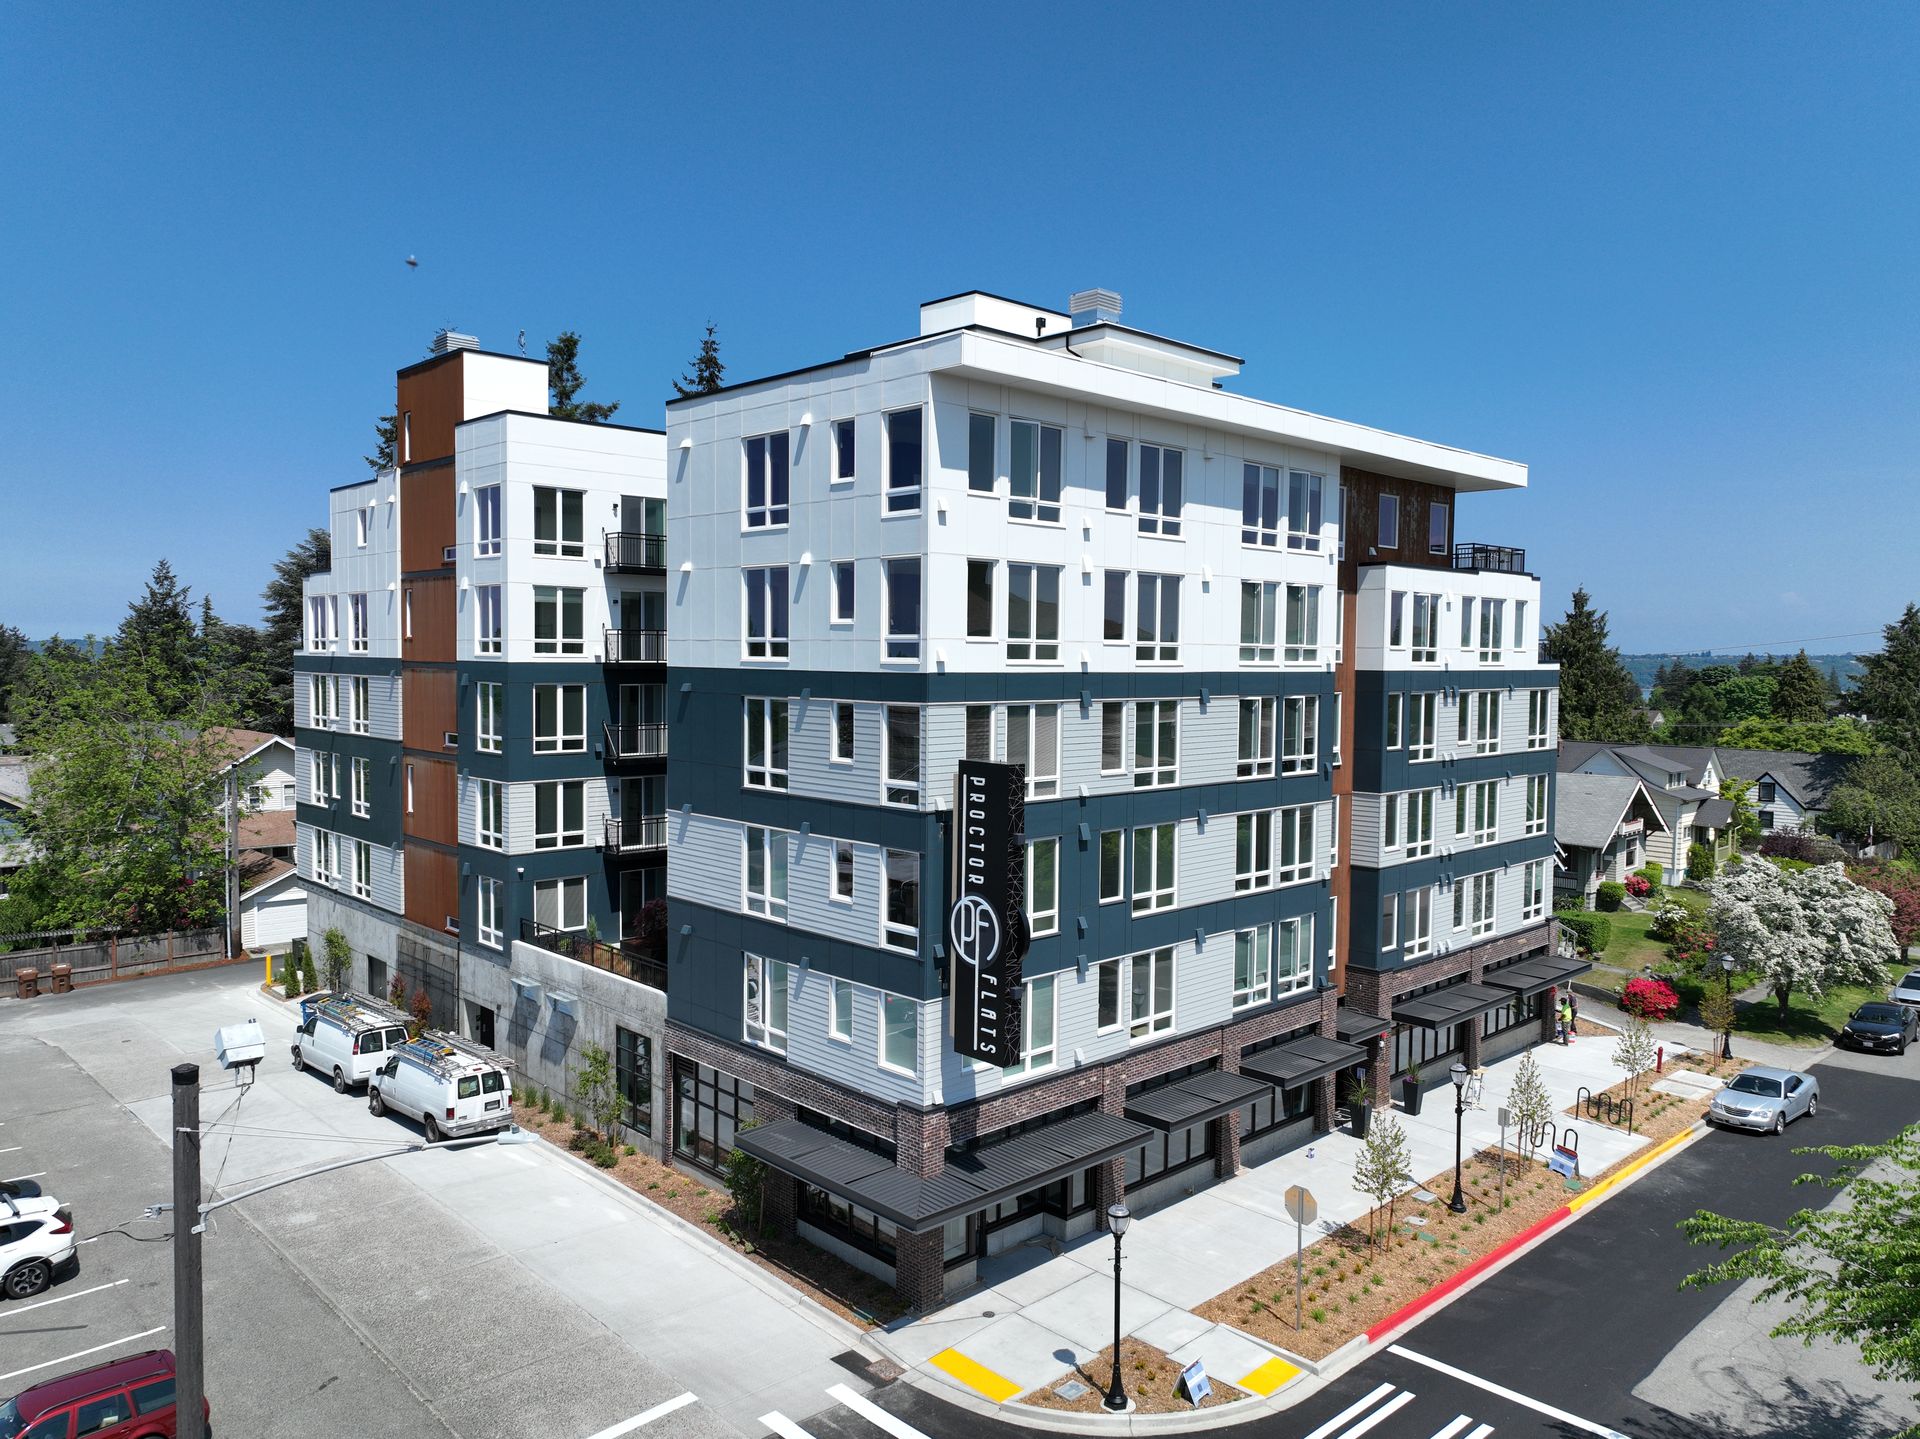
[365,413,398,473]
[1771,649,1832,724]
[547,332,621,422]
[258,529,332,735]
[672,324,726,398]
[116,560,200,707]
[1855,605,1920,767]
[0,623,29,726]
[1543,588,1652,743]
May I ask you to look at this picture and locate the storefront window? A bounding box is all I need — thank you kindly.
[674,1062,754,1173]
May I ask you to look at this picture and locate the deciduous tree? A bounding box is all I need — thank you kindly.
[1709,858,1895,1020]
[1354,1114,1415,1245]
[1826,753,1920,856]
[1544,589,1652,743]
[1716,715,1875,755]
[1611,1017,1657,1099]
[547,331,621,422]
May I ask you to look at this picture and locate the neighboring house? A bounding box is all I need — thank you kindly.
[1554,772,1669,903]
[0,754,38,899]
[1560,741,1735,878]
[207,728,298,811]
[1715,748,1847,838]
[236,807,304,952]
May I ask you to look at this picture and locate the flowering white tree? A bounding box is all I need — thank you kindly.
[1710,859,1895,1020]
[1612,1016,1657,1100]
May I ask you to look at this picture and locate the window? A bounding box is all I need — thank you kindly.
[476,584,502,655]
[743,698,789,790]
[1459,598,1475,652]
[1132,700,1178,788]
[1386,692,1404,750]
[1384,792,1402,851]
[1237,697,1275,777]
[1009,419,1062,522]
[744,955,788,1053]
[1527,690,1551,749]
[307,594,336,651]
[1138,444,1182,535]
[830,978,854,1040]
[532,684,585,753]
[1234,926,1271,1008]
[884,407,922,513]
[1390,591,1406,649]
[831,561,855,624]
[350,757,369,818]
[1410,593,1439,663]
[1284,584,1321,662]
[615,1027,652,1135]
[355,505,371,547]
[1244,576,1274,660]
[404,587,413,640]
[1455,872,1496,936]
[1758,780,1777,805]
[1004,976,1057,1076]
[743,567,789,659]
[1331,691,1343,767]
[1338,482,1348,559]
[1006,563,1060,662]
[878,994,917,1074]
[1404,789,1436,858]
[1462,691,1502,755]
[1276,914,1314,994]
[1456,781,1498,846]
[1096,958,1122,1031]
[1280,696,1318,774]
[1525,774,1549,836]
[832,701,855,763]
[312,829,337,886]
[965,704,993,760]
[883,705,919,805]
[883,850,919,950]
[1404,886,1433,957]
[1235,812,1274,892]
[324,752,341,799]
[1522,859,1547,922]
[1099,701,1126,774]
[1105,438,1129,510]
[533,586,584,656]
[477,876,501,948]
[533,486,585,555]
[967,412,995,493]
[1136,573,1180,662]
[1429,501,1449,555]
[743,434,791,529]
[309,674,336,727]
[405,763,414,815]
[1099,829,1124,903]
[1130,823,1176,913]
[1128,948,1175,1039]
[1381,893,1400,951]
[351,838,372,899]
[1026,838,1059,936]
[966,560,994,639]
[833,840,855,903]
[832,418,856,483]
[1286,469,1323,550]
[1242,463,1281,546]
[474,484,501,557]
[534,875,586,932]
[1408,693,1438,761]
[1329,794,1341,870]
[476,683,502,753]
[1513,600,1529,653]
[348,593,369,652]
[1277,804,1314,883]
[1103,571,1128,643]
[1477,599,1505,663]
[745,827,789,920]
[535,781,585,849]
[1378,493,1400,549]
[883,557,921,660]
[1006,703,1059,799]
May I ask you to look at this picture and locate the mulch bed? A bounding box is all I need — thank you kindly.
[1563,1052,1741,1145]
[1023,1337,1248,1414]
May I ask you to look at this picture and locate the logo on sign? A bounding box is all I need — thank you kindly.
[950,893,1001,974]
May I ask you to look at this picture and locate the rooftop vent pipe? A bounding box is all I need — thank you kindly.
[430,329,479,355]
[1068,288,1123,328]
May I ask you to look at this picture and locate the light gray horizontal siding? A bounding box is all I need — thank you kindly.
[787,830,884,949]
[502,778,609,856]
[666,810,746,910]
[783,970,927,1106]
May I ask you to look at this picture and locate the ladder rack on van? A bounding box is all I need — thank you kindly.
[313,994,411,1034]
[395,1034,514,1080]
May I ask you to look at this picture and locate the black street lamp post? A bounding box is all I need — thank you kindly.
[1448,1061,1469,1214]
[1720,956,1736,1060]
[1103,1202,1132,1412]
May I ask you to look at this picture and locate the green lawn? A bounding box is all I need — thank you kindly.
[1732,965,1904,1047]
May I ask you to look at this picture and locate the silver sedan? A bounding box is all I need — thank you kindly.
[1707,1066,1819,1135]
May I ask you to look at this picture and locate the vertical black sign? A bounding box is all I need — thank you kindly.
[949,760,1028,1067]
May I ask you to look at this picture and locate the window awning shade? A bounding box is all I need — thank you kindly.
[1482,954,1593,997]
[1240,1033,1367,1089]
[1124,1069,1272,1132]
[1391,981,1515,1029]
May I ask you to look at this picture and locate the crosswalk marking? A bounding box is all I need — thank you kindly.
[825,1384,933,1439]
[1389,1345,1627,1439]
[584,1392,697,1437]
[1304,1383,1400,1439]
[1340,1390,1418,1439]
[1428,1418,1475,1439]
[1466,1426,1494,1439]
[758,1414,814,1439]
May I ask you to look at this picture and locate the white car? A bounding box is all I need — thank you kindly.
[1,1193,75,1300]
[1891,969,1920,1009]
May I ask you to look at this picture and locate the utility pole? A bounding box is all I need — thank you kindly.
[171,1063,206,1439]
[224,770,240,958]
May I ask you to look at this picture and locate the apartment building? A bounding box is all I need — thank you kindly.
[295,333,670,1121]
[662,290,1572,1309]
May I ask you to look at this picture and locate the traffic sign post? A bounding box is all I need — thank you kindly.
[1284,1185,1317,1331]
[1497,1105,1512,1212]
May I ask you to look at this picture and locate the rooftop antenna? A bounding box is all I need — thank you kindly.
[518,329,527,355]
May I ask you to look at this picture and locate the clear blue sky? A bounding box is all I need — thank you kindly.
[4,4,1914,653]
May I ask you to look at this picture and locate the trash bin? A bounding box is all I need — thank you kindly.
[14,967,39,1000]
[50,963,73,994]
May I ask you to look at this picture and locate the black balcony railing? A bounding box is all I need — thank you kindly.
[603,627,667,664]
[603,815,667,854]
[519,918,668,993]
[606,531,667,572]
[603,721,668,760]
[1453,543,1528,574]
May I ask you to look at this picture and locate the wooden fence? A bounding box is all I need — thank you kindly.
[0,927,227,990]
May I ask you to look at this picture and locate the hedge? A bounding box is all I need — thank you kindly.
[1596,880,1627,911]
[1557,911,1613,954]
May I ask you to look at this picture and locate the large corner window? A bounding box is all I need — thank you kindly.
[743,567,790,660]
[533,486,585,556]
[1006,563,1060,663]
[743,433,791,529]
[744,954,789,1053]
[1009,420,1063,523]
[533,586,584,656]
[884,407,923,514]
[744,698,790,791]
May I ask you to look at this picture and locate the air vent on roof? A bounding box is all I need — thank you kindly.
[431,329,479,355]
[1068,288,1123,327]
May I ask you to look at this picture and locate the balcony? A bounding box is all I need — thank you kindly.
[519,918,668,993]
[605,531,666,573]
[1452,543,1528,574]
[603,627,666,665]
[603,721,668,761]
[603,815,667,854]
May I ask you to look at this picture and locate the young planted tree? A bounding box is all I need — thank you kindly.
[1543,589,1653,744]
[672,324,726,398]
[1353,1114,1414,1246]
[571,1041,623,1145]
[1506,1049,1556,1160]
[1611,1017,1657,1101]
[547,332,621,422]
[321,926,352,994]
[1710,859,1895,1021]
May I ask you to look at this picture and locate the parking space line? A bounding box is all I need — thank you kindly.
[0,1278,129,1318]
[759,1414,814,1439]
[1388,1344,1627,1438]
[0,1327,168,1386]
[1465,1425,1494,1439]
[1427,1418,1473,1439]
[0,1146,20,1155]
[826,1383,931,1439]
[3,1172,47,1182]
[584,1392,698,1436]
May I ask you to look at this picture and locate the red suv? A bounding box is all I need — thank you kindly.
[0,1350,210,1438]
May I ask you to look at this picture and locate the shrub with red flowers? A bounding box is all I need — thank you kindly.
[1621,976,1680,1022]
[1624,874,1652,898]
[1849,861,1920,950]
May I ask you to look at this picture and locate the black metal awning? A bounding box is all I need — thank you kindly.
[1336,1008,1392,1043]
[1392,981,1515,1030]
[1241,1033,1367,1089]
[1482,953,1594,998]
[1124,1070,1271,1132]
[733,1110,1153,1235]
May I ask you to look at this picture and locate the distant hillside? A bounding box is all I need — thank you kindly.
[1622,653,1865,695]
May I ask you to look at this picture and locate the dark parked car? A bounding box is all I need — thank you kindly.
[0,1179,42,1203]
[1840,1002,1919,1055]
[0,1349,209,1438]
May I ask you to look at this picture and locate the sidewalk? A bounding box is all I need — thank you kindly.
[1577,989,1829,1072]
[872,1025,1672,1411]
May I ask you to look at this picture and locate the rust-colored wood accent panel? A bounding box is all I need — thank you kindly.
[394,353,466,467]
[1331,589,1357,994]
[402,574,455,663]
[402,756,457,845]
[1338,467,1455,590]
[400,465,456,574]
[403,843,459,932]
[402,667,459,753]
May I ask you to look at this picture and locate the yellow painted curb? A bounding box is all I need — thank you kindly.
[1237,1355,1302,1396]
[928,1347,1021,1403]
[1567,1124,1699,1212]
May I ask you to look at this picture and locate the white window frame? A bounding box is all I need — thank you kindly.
[883,704,920,807]
[350,837,372,900]
[477,779,504,850]
[1130,823,1176,914]
[477,876,502,949]
[1456,780,1498,847]
[883,556,921,662]
[1233,926,1271,1010]
[1408,693,1438,762]
[313,830,337,887]
[1003,976,1057,1077]
[1026,838,1059,937]
[1429,500,1449,555]
[348,593,369,653]
[832,840,855,904]
[1527,690,1551,750]
[1095,958,1124,1034]
[878,993,917,1076]
[831,701,855,764]
[474,484,502,557]
[307,595,336,653]
[1135,573,1180,663]
[1286,469,1323,551]
[1525,774,1549,836]
[1006,703,1060,799]
[1239,581,1279,664]
[1242,462,1281,547]
[1008,418,1063,523]
[1331,690,1343,767]
[829,977,854,1041]
[1005,563,1061,663]
[1378,493,1400,549]
[533,586,584,656]
[532,684,586,755]
[744,954,788,1054]
[883,849,919,952]
[744,826,789,922]
[1137,443,1182,536]
[1098,829,1124,905]
[1100,701,1127,776]
[535,876,587,933]
[1521,859,1547,922]
[744,697,790,791]
[1131,700,1178,788]
[743,567,790,661]
[1405,789,1436,858]
[476,584,502,656]
[1405,887,1433,957]
[742,433,791,530]
[350,756,369,818]
[883,407,924,515]
[1284,584,1321,664]
[533,485,586,557]
[1381,893,1400,951]
[1276,913,1315,995]
[1477,599,1505,664]
[534,780,586,850]
[1280,695,1318,775]
[831,561,855,625]
[1386,692,1404,751]
[1276,804,1314,885]
[1237,697,1275,778]
[831,417,856,485]
[1127,947,1175,1041]
[476,682,503,754]
[1235,811,1274,893]
[1411,593,1439,664]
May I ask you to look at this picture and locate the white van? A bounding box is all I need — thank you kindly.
[292,997,411,1093]
[368,1037,512,1141]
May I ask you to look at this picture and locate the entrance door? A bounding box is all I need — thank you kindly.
[468,1002,495,1049]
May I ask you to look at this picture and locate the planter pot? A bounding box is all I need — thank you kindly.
[1349,1103,1372,1139]
[1401,1078,1425,1116]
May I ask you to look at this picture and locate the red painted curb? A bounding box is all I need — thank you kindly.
[1364,1203,1573,1342]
